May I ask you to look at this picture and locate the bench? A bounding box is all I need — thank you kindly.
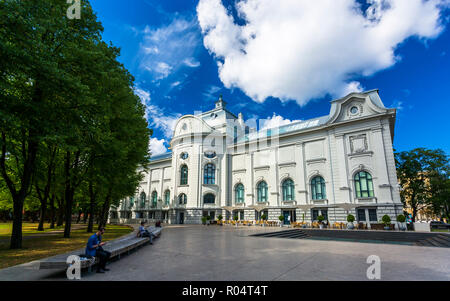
[37,226,162,271]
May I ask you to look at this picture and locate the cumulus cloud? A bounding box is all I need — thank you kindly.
[259,113,302,130]
[197,0,448,106]
[139,17,200,81]
[149,137,168,156]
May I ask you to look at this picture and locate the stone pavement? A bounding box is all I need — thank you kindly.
[0,225,449,281]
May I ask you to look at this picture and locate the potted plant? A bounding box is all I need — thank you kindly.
[217,214,223,226]
[206,215,211,225]
[278,215,284,227]
[317,215,325,229]
[347,214,355,229]
[233,215,239,227]
[261,214,267,227]
[397,214,406,231]
[382,215,391,230]
[201,216,207,225]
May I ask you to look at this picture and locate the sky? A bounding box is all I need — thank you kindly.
[89,0,450,156]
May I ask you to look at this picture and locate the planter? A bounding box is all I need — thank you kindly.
[384,226,390,230]
[319,224,324,229]
[347,222,354,230]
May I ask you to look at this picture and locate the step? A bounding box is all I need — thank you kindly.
[437,234,450,243]
[430,236,450,247]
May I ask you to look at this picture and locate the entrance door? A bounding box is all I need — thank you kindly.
[283,211,291,225]
[179,212,184,224]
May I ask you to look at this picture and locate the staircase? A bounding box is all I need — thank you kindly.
[251,229,310,239]
[416,234,450,248]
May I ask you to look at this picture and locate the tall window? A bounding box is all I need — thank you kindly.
[311,176,326,200]
[235,184,244,203]
[164,190,170,206]
[203,193,215,204]
[257,181,268,203]
[140,192,146,207]
[180,165,188,185]
[282,179,295,201]
[354,171,374,198]
[204,163,215,184]
[151,191,157,208]
[178,193,187,205]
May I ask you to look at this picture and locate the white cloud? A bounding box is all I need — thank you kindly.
[139,17,200,81]
[134,86,182,138]
[183,57,201,68]
[149,137,168,156]
[259,113,302,130]
[197,0,448,106]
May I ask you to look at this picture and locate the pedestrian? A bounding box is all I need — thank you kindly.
[85,226,111,273]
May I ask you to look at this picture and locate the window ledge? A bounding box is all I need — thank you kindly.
[312,199,328,205]
[178,184,189,187]
[356,197,377,203]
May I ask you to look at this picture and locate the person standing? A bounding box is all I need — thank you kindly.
[85,227,111,273]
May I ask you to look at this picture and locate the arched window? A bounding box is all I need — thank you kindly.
[257,181,268,203]
[178,193,187,205]
[180,165,188,185]
[235,184,244,203]
[311,176,326,200]
[151,191,157,208]
[203,193,215,204]
[164,190,170,206]
[140,192,146,207]
[204,163,215,184]
[354,171,374,198]
[282,179,295,201]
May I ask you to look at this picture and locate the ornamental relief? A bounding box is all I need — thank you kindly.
[349,134,368,153]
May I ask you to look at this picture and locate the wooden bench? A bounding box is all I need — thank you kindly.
[37,226,162,271]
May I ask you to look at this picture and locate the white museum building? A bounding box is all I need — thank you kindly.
[109,90,403,226]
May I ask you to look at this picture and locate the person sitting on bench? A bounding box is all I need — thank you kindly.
[85,226,111,273]
[138,221,154,244]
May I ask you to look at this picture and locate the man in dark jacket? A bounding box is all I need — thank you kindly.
[86,227,111,273]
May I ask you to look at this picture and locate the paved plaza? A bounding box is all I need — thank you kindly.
[1,225,449,281]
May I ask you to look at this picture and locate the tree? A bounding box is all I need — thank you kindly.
[395,148,449,222]
[0,0,103,248]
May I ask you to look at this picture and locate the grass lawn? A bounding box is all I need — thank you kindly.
[431,229,450,233]
[0,223,133,269]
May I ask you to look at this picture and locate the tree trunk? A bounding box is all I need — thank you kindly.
[10,199,24,249]
[56,196,64,226]
[49,194,55,229]
[76,210,82,224]
[99,193,112,228]
[37,195,47,231]
[87,181,95,233]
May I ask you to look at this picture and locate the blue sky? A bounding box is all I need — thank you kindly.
[90,0,450,156]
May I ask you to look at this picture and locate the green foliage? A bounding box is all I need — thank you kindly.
[395,148,449,222]
[201,216,207,224]
[0,0,150,245]
[233,215,239,221]
[260,214,267,221]
[206,215,211,221]
[396,214,406,223]
[317,215,325,222]
[217,215,223,221]
[382,215,391,225]
[347,214,355,223]
[278,215,284,221]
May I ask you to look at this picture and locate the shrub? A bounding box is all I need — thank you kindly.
[206,215,211,221]
[396,214,406,223]
[317,215,325,223]
[261,214,267,221]
[217,215,223,221]
[233,215,238,221]
[347,214,355,223]
[382,215,391,225]
[201,216,207,224]
[278,215,284,222]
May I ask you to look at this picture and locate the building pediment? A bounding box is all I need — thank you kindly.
[172,115,215,139]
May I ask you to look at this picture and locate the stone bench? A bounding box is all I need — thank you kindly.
[37,226,162,270]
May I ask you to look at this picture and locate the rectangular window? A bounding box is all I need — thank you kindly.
[368,209,377,222]
[357,209,366,222]
[321,210,328,220]
[239,211,244,220]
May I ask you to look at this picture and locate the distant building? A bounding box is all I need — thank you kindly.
[109,90,403,226]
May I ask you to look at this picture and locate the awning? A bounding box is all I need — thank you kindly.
[248,205,268,212]
[295,204,315,211]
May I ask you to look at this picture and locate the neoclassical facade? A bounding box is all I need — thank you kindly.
[110,90,403,226]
